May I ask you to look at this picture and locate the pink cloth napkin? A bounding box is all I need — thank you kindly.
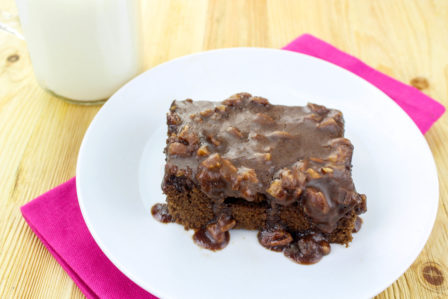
[21,34,445,299]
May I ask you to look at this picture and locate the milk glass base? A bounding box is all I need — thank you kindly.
[46,89,107,106]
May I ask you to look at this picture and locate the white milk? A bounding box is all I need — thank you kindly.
[16,0,142,102]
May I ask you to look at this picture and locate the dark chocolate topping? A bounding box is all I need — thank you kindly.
[151,203,174,223]
[162,93,365,233]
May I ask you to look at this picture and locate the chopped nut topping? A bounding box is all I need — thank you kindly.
[179,125,190,136]
[326,154,338,162]
[197,145,210,156]
[237,167,259,183]
[201,153,222,169]
[209,136,221,146]
[168,142,190,156]
[217,215,236,232]
[267,179,285,200]
[304,113,323,122]
[262,153,272,161]
[250,96,270,106]
[222,93,250,106]
[269,131,292,138]
[307,103,328,114]
[167,113,181,125]
[170,105,177,111]
[306,168,321,179]
[200,109,214,117]
[318,117,338,128]
[178,125,199,145]
[258,229,293,249]
[321,167,333,173]
[215,105,227,112]
[310,157,324,163]
[227,126,244,138]
[250,133,267,141]
[279,169,296,189]
[220,159,238,179]
[304,187,330,215]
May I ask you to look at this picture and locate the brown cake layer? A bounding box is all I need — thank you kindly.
[153,93,367,264]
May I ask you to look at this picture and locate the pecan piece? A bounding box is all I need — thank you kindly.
[309,157,324,163]
[306,168,321,179]
[304,113,323,122]
[250,96,270,106]
[220,158,238,180]
[227,126,244,138]
[201,153,222,169]
[267,179,286,200]
[200,109,214,117]
[215,105,227,113]
[197,145,210,157]
[238,167,258,183]
[167,142,190,156]
[179,125,199,145]
[307,103,328,114]
[222,93,250,106]
[217,215,236,232]
[269,131,292,138]
[321,167,333,174]
[317,117,338,128]
[167,113,181,125]
[255,152,271,161]
[258,229,293,250]
[303,187,330,216]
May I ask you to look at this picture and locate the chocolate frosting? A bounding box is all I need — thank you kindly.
[162,93,365,233]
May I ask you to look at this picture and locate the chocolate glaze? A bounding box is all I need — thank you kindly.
[283,234,331,265]
[193,229,230,251]
[162,93,366,233]
[193,214,236,251]
[151,203,174,223]
[257,226,293,252]
[153,93,367,263]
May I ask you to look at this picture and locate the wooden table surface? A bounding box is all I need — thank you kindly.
[1,0,447,298]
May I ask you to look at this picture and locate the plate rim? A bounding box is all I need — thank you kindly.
[76,47,440,299]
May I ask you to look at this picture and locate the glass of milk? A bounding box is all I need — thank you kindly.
[13,0,143,104]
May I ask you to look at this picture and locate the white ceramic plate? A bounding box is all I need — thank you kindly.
[77,48,439,299]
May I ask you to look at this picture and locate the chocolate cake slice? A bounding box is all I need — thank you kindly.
[152,93,366,264]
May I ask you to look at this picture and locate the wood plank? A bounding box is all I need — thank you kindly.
[0,0,447,298]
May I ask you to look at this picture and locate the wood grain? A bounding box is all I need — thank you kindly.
[1,0,447,298]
